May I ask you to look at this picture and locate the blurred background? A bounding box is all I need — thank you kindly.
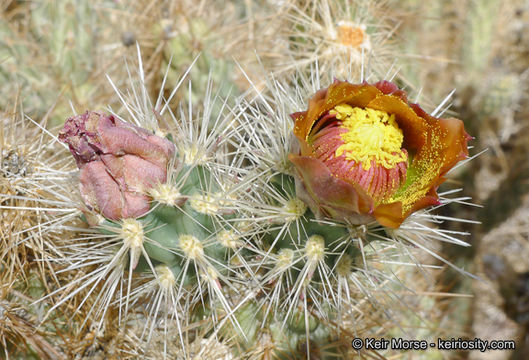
[1,0,529,359]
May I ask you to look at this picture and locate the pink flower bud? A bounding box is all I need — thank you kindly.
[59,111,175,220]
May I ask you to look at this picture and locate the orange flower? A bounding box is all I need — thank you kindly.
[289,80,471,228]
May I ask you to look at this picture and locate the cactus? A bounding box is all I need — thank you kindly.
[0,1,484,358]
[264,0,402,82]
[8,43,471,359]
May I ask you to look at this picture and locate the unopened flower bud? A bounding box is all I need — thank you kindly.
[59,111,175,220]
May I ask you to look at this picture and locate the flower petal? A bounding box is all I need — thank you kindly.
[366,92,427,150]
[79,161,124,220]
[374,193,439,228]
[293,82,380,148]
[289,154,373,223]
[373,80,408,102]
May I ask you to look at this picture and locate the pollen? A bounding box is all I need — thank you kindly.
[332,104,407,171]
[121,219,144,248]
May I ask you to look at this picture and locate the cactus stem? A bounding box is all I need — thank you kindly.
[275,248,295,271]
[305,235,325,262]
[335,254,353,278]
[181,144,208,165]
[121,219,144,271]
[217,229,243,249]
[121,219,144,248]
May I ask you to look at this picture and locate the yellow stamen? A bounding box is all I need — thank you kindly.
[332,105,406,170]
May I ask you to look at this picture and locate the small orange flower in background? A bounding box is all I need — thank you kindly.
[289,80,471,228]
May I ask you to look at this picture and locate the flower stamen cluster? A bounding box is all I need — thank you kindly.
[290,80,471,228]
[333,105,407,171]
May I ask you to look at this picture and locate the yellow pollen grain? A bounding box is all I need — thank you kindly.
[389,125,446,214]
[331,104,406,171]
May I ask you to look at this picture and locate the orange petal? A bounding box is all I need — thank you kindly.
[289,154,374,223]
[373,202,404,229]
[373,80,409,102]
[435,117,470,181]
[292,82,380,144]
[374,193,439,228]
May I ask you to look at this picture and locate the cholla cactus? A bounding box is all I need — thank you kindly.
[5,39,472,359]
[266,0,401,81]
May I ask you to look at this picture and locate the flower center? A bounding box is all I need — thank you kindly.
[331,105,407,171]
[310,104,408,202]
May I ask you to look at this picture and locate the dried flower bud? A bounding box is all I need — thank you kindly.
[290,80,471,228]
[59,111,175,220]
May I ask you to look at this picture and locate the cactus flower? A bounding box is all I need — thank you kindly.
[59,111,175,220]
[289,80,471,228]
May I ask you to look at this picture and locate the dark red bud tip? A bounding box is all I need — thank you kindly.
[59,111,111,166]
